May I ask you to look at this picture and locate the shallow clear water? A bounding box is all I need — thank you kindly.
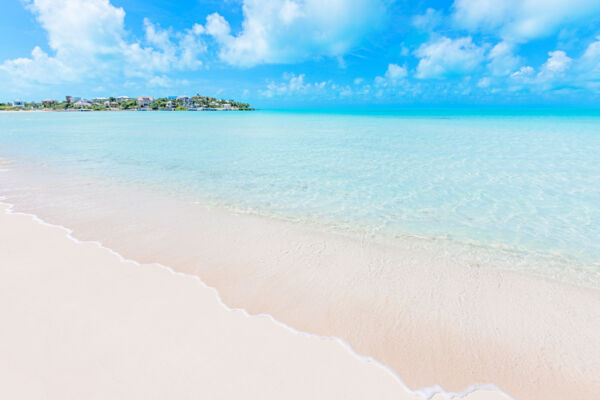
[1,110,599,282]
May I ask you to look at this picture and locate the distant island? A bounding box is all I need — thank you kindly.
[1,94,254,112]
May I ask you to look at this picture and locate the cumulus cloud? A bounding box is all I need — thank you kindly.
[415,36,485,79]
[374,64,407,86]
[510,66,535,82]
[260,73,328,97]
[537,50,573,83]
[0,46,74,85]
[578,37,600,80]
[487,42,521,76]
[453,0,600,42]
[26,0,125,56]
[509,51,575,88]
[0,0,125,86]
[0,0,206,92]
[206,0,386,67]
[412,8,443,31]
[123,19,206,76]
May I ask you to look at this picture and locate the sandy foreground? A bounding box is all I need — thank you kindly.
[1,161,600,400]
[0,204,510,400]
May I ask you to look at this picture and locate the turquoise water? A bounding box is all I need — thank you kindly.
[1,110,599,281]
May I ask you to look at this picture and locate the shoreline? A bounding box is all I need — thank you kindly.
[0,108,255,113]
[1,163,598,400]
[0,201,512,400]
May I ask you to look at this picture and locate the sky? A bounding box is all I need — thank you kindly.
[1,0,600,107]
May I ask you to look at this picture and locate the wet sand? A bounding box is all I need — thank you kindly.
[0,204,512,400]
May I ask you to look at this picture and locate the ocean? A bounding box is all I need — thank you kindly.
[1,109,599,285]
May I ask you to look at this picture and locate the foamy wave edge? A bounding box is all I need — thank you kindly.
[1,198,515,400]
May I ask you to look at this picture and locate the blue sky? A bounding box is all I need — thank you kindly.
[1,0,600,107]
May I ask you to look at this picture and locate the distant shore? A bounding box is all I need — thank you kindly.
[0,108,255,112]
[2,94,253,112]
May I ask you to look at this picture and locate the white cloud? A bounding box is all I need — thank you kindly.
[453,0,600,42]
[412,8,443,31]
[374,63,407,86]
[261,73,329,97]
[147,75,190,87]
[0,46,74,86]
[537,50,572,83]
[123,19,206,75]
[25,0,125,56]
[205,0,385,67]
[509,51,575,88]
[477,77,492,88]
[339,86,353,96]
[487,42,521,76]
[506,39,600,91]
[415,36,485,79]
[579,36,600,80]
[0,0,206,93]
[261,74,316,97]
[510,66,535,82]
[205,13,232,39]
[0,0,126,87]
[386,64,408,80]
[144,18,171,50]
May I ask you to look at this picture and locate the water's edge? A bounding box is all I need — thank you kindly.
[1,199,514,400]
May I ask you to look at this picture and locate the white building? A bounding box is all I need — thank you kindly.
[73,100,93,108]
[137,96,154,110]
[12,100,25,107]
[116,96,131,102]
[177,96,192,108]
[93,97,108,103]
[221,103,233,110]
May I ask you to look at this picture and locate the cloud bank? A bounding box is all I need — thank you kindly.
[0,0,206,90]
[453,0,600,42]
[205,0,386,66]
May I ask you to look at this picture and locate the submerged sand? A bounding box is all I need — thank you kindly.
[0,205,510,400]
[0,164,599,399]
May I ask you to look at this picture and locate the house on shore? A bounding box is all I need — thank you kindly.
[165,101,175,111]
[137,96,154,110]
[12,100,25,108]
[73,99,93,109]
[42,99,57,105]
[117,96,131,102]
[66,96,81,103]
[177,96,192,108]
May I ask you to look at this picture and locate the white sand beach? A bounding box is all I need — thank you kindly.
[1,160,599,400]
[0,204,512,400]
